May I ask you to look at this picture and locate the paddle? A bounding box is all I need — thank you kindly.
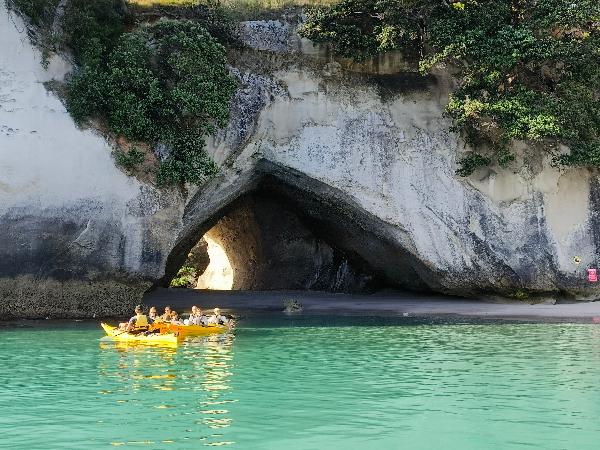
[112,327,130,337]
[108,322,143,337]
[113,327,154,338]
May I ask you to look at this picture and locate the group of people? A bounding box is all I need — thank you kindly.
[185,305,229,326]
[149,305,229,326]
[121,304,229,332]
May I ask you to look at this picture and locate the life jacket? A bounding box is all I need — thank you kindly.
[208,315,225,326]
[133,314,149,329]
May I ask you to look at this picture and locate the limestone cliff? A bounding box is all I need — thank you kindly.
[1,5,599,318]
[0,4,185,318]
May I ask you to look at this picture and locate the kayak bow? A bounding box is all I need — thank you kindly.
[100,323,179,346]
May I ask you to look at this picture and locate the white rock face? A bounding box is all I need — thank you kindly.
[0,4,185,317]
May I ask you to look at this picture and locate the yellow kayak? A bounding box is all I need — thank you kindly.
[100,323,179,346]
[154,322,229,337]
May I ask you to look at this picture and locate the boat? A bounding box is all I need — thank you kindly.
[100,323,179,346]
[153,322,229,337]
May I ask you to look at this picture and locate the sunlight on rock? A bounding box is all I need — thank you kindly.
[196,236,233,290]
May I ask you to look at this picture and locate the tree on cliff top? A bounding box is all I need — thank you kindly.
[66,18,237,185]
[300,0,600,176]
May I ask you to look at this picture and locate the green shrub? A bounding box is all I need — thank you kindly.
[113,146,145,171]
[170,265,197,288]
[127,2,240,47]
[456,153,491,177]
[497,148,515,168]
[66,19,236,185]
[13,1,235,186]
[512,289,529,301]
[61,0,129,64]
[301,0,600,175]
[9,0,60,65]
[10,0,59,26]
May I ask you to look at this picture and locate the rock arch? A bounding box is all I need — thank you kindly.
[162,160,437,293]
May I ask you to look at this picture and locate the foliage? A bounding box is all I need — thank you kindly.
[170,265,197,288]
[456,153,491,177]
[301,0,600,175]
[113,146,145,171]
[66,19,237,185]
[10,0,128,66]
[10,0,59,26]
[11,1,236,186]
[512,289,530,301]
[61,0,129,64]
[299,0,423,60]
[127,1,240,47]
[9,0,60,65]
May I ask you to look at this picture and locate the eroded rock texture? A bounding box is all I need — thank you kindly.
[180,21,600,300]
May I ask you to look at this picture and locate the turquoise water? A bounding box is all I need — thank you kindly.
[2,316,600,449]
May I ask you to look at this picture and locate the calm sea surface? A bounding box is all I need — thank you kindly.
[2,315,600,449]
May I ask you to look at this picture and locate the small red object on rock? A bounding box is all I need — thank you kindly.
[588,268,598,282]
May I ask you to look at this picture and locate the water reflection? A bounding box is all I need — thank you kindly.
[98,333,236,447]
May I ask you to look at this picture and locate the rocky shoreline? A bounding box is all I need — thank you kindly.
[142,289,600,323]
[0,276,149,320]
[3,287,600,321]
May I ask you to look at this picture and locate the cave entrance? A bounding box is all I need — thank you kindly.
[169,190,379,292]
[163,164,434,294]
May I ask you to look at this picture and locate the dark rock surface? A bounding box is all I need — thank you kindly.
[201,194,376,292]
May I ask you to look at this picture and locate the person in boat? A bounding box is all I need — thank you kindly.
[187,305,199,325]
[198,308,209,326]
[159,305,172,322]
[207,308,228,326]
[148,306,158,321]
[187,305,208,326]
[170,311,184,325]
[126,305,154,333]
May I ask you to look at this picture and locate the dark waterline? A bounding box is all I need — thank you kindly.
[142,288,600,322]
[0,314,592,330]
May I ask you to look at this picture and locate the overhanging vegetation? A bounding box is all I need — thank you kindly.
[9,0,237,185]
[301,0,600,175]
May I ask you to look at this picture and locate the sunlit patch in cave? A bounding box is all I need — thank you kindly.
[196,235,233,290]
